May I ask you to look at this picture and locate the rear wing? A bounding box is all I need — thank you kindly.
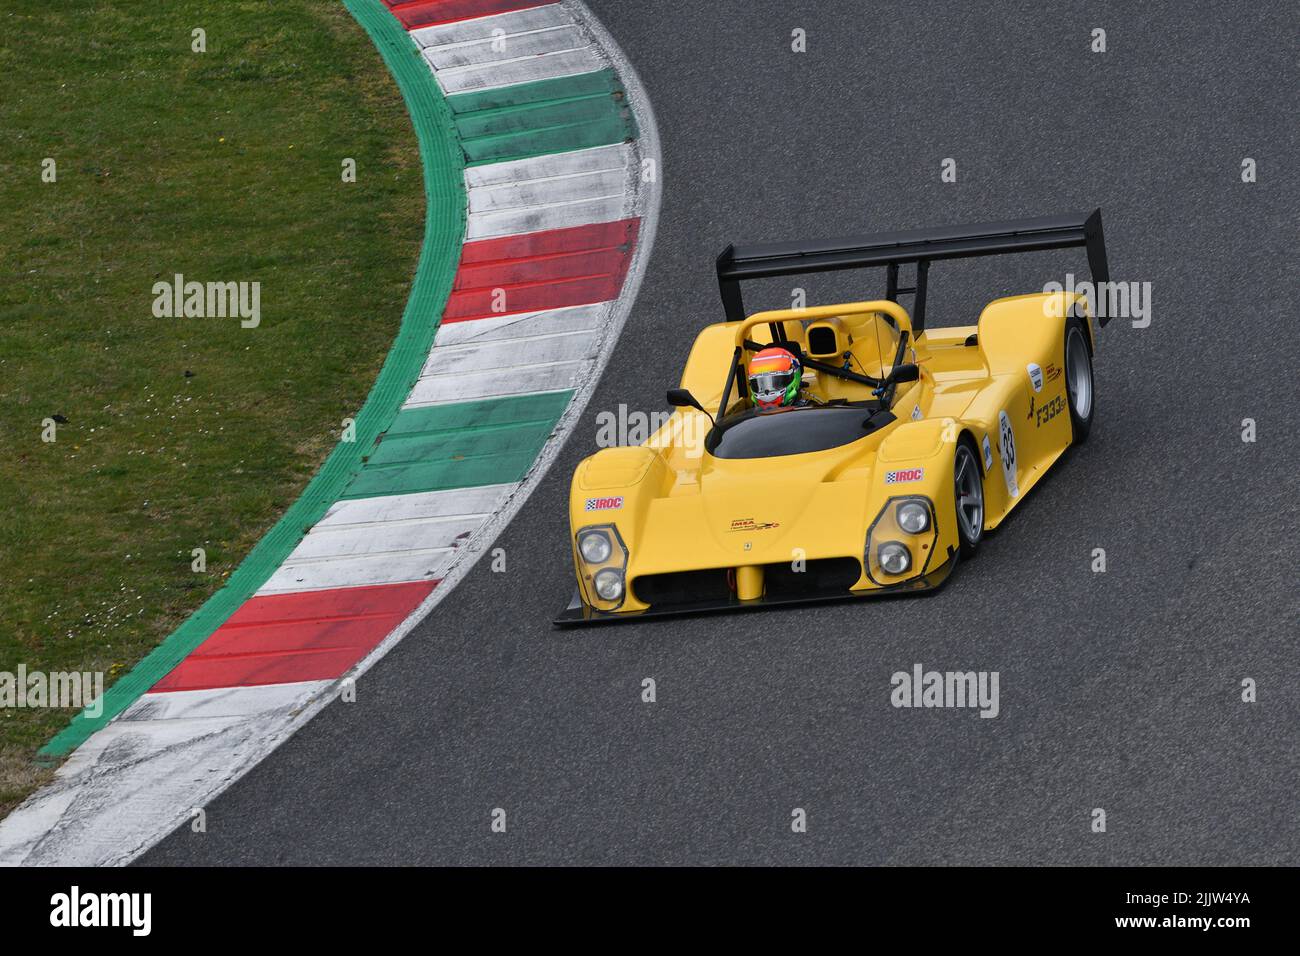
[715,209,1110,332]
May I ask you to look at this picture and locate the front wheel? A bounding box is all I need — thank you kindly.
[1065,314,1095,444]
[953,440,984,558]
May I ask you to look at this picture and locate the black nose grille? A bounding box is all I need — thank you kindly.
[631,557,862,607]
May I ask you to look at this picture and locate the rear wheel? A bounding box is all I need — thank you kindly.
[1065,314,1094,444]
[954,440,984,558]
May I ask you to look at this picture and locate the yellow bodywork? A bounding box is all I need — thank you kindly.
[568,292,1093,614]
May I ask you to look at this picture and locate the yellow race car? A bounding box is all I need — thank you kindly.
[557,211,1110,624]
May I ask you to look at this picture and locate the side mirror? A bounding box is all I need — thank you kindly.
[666,388,716,427]
[666,388,705,412]
[885,363,920,385]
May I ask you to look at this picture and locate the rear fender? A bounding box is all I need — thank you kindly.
[970,291,1087,525]
[977,291,1090,375]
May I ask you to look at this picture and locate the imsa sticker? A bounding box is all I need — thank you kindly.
[885,467,925,484]
[584,496,624,512]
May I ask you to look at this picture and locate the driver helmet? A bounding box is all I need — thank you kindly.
[748,347,802,409]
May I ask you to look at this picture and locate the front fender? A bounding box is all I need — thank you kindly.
[568,446,671,611]
[860,418,965,587]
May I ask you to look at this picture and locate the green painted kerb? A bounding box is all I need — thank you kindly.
[448,69,638,166]
[343,390,574,499]
[40,0,466,758]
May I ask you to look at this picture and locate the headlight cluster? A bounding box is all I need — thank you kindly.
[896,501,930,534]
[576,525,628,609]
[578,529,612,564]
[593,569,624,601]
[865,497,936,585]
[877,541,912,575]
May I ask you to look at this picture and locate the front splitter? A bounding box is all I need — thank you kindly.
[553,554,957,627]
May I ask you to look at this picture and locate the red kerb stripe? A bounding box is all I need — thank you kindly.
[445,219,639,322]
[151,581,437,692]
[387,0,555,31]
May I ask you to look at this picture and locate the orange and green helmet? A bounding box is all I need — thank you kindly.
[748,347,802,409]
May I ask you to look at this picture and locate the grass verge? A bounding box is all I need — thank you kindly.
[0,0,426,815]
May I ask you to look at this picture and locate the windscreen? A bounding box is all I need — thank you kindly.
[705,404,892,460]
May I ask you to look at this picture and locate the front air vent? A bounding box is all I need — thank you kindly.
[632,558,863,607]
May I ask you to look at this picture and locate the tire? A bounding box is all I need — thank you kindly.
[953,439,984,558]
[1064,313,1094,444]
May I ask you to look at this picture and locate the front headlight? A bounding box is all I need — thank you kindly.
[575,523,628,610]
[865,495,936,585]
[578,529,612,564]
[896,501,930,534]
[593,569,625,601]
[877,541,912,575]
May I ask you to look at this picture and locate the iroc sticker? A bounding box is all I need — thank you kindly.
[584,496,624,511]
[885,468,924,484]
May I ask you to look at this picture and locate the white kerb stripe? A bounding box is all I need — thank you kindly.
[423,26,587,70]
[409,5,572,49]
[467,195,628,241]
[283,513,484,560]
[405,361,583,406]
[256,508,491,595]
[424,328,597,375]
[428,48,604,95]
[314,484,515,528]
[259,547,458,595]
[468,167,626,214]
[125,682,331,721]
[433,304,606,347]
[0,714,272,866]
[464,144,633,239]
[464,143,632,189]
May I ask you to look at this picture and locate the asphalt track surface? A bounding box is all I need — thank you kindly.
[147,0,1298,865]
